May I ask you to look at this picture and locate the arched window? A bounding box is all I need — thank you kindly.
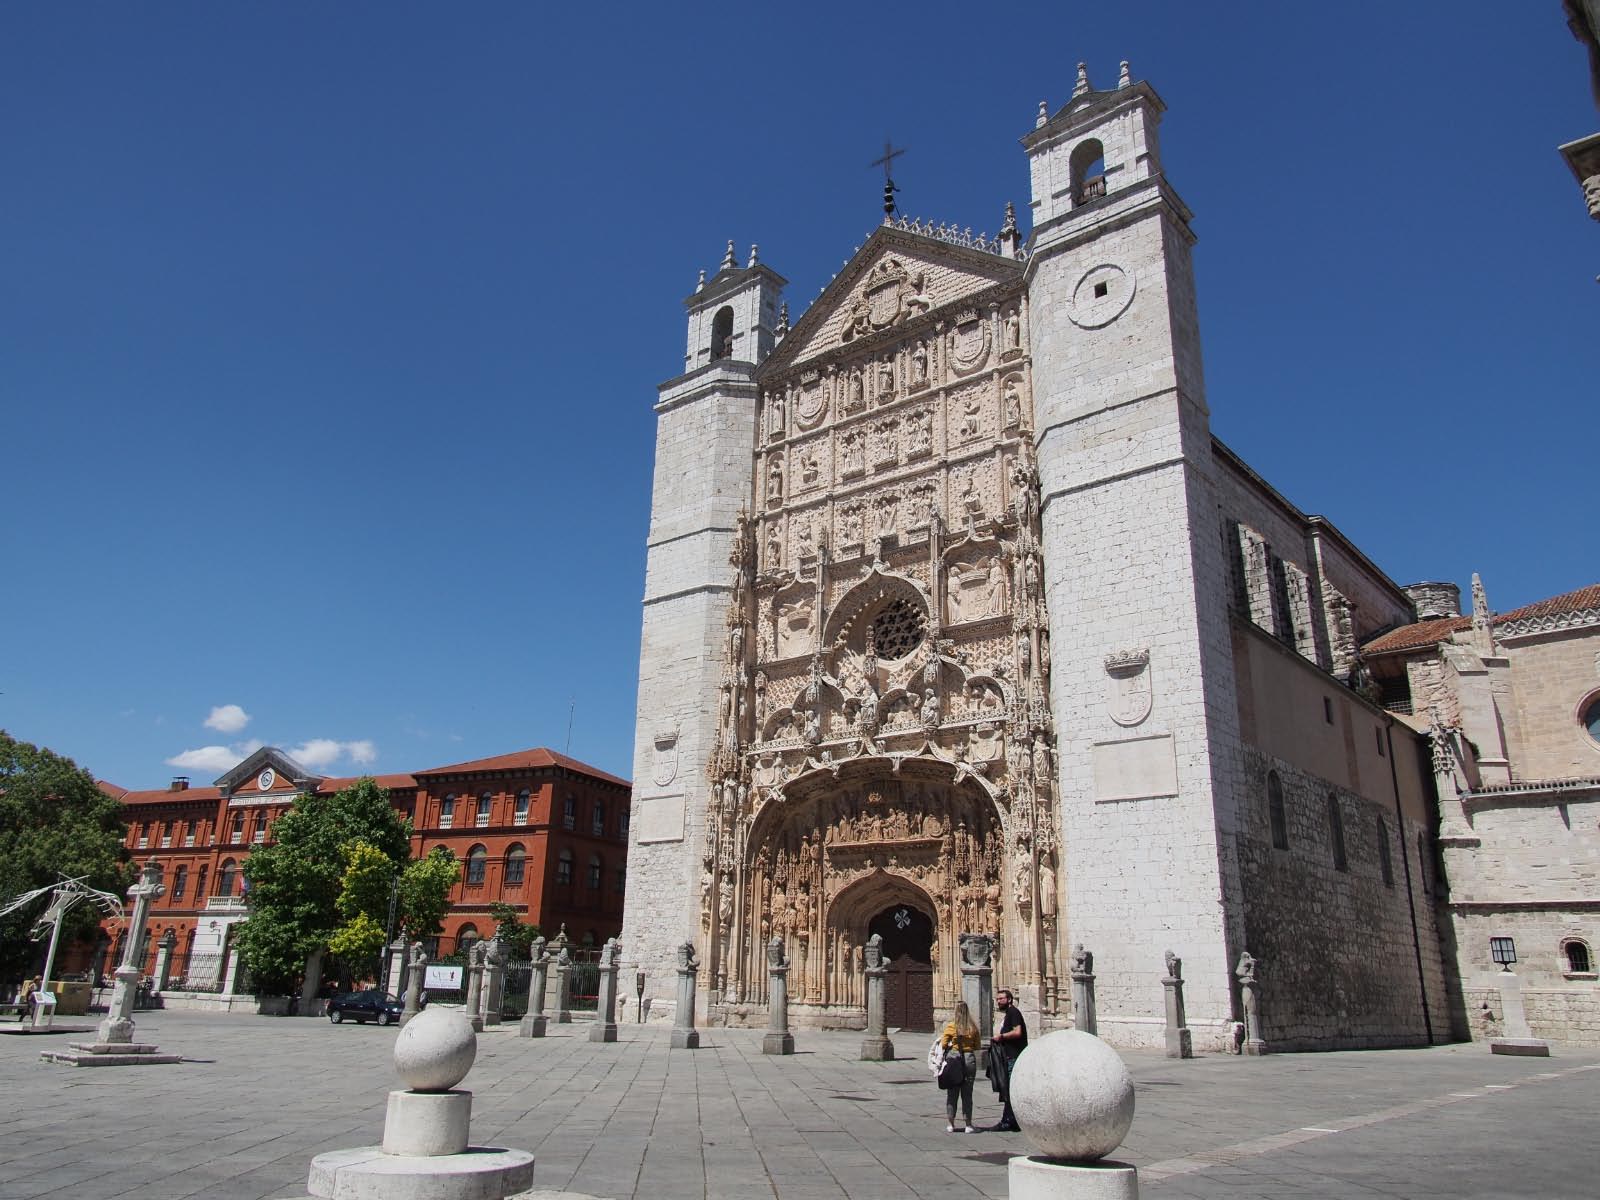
[1267,771,1288,850]
[587,854,602,890]
[514,790,530,824]
[218,859,237,897]
[592,800,605,836]
[458,924,480,953]
[505,844,526,886]
[1328,794,1348,872]
[1376,816,1394,886]
[476,791,493,827]
[440,793,456,829]
[710,306,735,360]
[557,849,574,886]
[563,795,576,830]
[1070,137,1106,204]
[1564,940,1593,974]
[466,845,488,886]
[173,865,188,901]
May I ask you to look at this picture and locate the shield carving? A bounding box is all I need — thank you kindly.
[651,729,679,787]
[1104,649,1152,727]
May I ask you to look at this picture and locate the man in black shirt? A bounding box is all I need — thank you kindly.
[991,988,1028,1131]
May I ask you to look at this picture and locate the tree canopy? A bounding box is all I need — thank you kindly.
[0,731,128,984]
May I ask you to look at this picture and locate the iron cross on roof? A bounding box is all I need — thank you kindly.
[871,138,905,217]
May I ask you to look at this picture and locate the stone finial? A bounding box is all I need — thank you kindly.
[695,268,706,292]
[1001,200,1017,235]
[1072,63,1091,98]
[776,301,789,337]
[721,240,737,270]
[1470,571,1498,654]
[1118,60,1131,88]
[1036,99,1048,127]
[747,243,759,268]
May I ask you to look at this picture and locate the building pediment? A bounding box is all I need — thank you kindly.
[763,226,1022,376]
[214,746,322,799]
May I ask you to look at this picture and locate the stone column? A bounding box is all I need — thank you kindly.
[763,937,794,1055]
[385,939,408,998]
[860,933,894,1061]
[519,938,549,1038]
[1236,950,1266,1055]
[554,949,574,1024]
[1069,943,1096,1036]
[1162,949,1193,1059]
[221,947,243,997]
[959,933,994,1070]
[670,941,700,1049]
[153,929,177,993]
[464,942,486,1033]
[481,937,507,1027]
[98,859,164,1044]
[589,938,621,1043]
[401,941,427,1027]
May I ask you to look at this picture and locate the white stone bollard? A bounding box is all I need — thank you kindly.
[1006,1029,1139,1200]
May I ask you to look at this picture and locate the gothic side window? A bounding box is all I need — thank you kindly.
[1267,771,1288,850]
[711,306,735,360]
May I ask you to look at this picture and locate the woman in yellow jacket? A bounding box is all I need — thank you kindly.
[938,1001,981,1132]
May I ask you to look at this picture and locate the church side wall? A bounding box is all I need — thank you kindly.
[1501,626,1600,779]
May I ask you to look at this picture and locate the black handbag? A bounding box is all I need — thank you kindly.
[937,1049,966,1090]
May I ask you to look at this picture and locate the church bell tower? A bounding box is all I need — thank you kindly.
[624,241,786,1020]
[1024,64,1247,1047]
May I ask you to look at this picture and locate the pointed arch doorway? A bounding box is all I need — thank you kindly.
[869,902,935,1031]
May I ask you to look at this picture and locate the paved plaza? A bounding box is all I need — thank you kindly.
[1,1011,1596,1200]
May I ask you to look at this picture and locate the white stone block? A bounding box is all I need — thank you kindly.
[381,1090,471,1157]
[1009,1156,1139,1200]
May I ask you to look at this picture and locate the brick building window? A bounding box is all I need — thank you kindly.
[466,845,487,886]
[440,795,455,829]
[592,801,605,837]
[195,865,208,900]
[505,845,526,886]
[1267,771,1288,851]
[172,865,188,900]
[587,855,602,890]
[218,859,238,897]
[476,792,492,828]
[563,796,576,831]
[614,866,626,894]
[159,823,172,848]
[619,806,629,838]
[557,849,573,886]
[137,826,150,849]
[1376,816,1394,886]
[231,812,244,844]
[183,822,195,847]
[1328,795,1348,872]
[515,790,530,824]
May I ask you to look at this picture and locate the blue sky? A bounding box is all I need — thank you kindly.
[3,4,1595,790]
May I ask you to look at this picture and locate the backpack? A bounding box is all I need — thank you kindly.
[936,1049,966,1090]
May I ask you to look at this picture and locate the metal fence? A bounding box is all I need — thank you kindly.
[164,953,227,993]
[421,952,598,1017]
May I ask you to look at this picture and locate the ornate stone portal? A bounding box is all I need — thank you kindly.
[697,239,1062,1026]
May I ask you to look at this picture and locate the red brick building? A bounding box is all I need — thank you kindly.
[81,744,629,985]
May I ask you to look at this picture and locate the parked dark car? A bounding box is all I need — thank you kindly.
[327,989,404,1026]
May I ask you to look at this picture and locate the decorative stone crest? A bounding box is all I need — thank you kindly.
[840,257,931,342]
[946,309,992,375]
[1104,647,1152,727]
[651,728,679,787]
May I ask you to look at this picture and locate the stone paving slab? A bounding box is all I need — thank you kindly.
[0,1010,1595,1200]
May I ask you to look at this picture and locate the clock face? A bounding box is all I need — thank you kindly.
[257,768,276,791]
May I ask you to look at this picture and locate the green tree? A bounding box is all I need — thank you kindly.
[328,841,397,964]
[235,777,411,993]
[486,900,539,958]
[397,846,459,941]
[0,732,129,985]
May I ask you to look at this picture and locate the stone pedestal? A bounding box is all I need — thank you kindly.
[671,942,700,1049]
[960,933,994,1070]
[1489,970,1550,1057]
[553,950,574,1024]
[519,939,549,1038]
[1070,968,1096,1036]
[589,938,620,1043]
[385,940,408,1001]
[762,937,794,1055]
[153,931,176,993]
[1009,1157,1139,1200]
[860,934,894,1061]
[481,938,506,1027]
[463,945,485,1033]
[1161,953,1192,1059]
[381,1090,470,1157]
[401,943,427,1028]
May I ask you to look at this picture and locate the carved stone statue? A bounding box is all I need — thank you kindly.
[1165,949,1182,980]
[1235,950,1257,985]
[1070,943,1093,976]
[768,458,783,501]
[912,340,928,385]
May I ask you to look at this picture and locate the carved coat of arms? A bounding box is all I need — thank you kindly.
[840,257,931,342]
[651,729,679,787]
[1104,648,1152,727]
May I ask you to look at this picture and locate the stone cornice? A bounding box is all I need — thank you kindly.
[1493,606,1600,641]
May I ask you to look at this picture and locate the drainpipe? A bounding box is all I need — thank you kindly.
[1385,716,1434,1043]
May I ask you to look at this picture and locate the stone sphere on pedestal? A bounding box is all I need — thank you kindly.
[392,1007,476,1093]
[1009,1029,1135,1161]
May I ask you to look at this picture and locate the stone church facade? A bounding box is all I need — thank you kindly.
[624,66,1454,1050]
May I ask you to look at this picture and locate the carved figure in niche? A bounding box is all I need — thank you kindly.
[769,391,785,439]
[842,430,865,475]
[699,870,713,926]
[912,340,929,386]
[804,705,821,745]
[946,563,966,624]
[838,504,863,546]
[959,393,981,440]
[1039,856,1057,918]
[753,671,767,720]
[1023,553,1040,601]
[1005,309,1021,351]
[908,408,932,455]
[877,356,894,397]
[1011,461,1039,526]
[1003,376,1022,427]
[960,474,983,522]
[905,271,932,316]
[984,558,1005,616]
[1032,731,1052,782]
[1017,631,1031,674]
[800,453,820,486]
[796,521,813,558]
[766,527,782,572]
[768,458,784,502]
[874,494,898,535]
[1013,859,1032,910]
[849,370,865,412]
[871,419,898,464]
[920,687,940,728]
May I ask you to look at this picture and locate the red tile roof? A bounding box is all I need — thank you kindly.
[316,773,418,793]
[415,748,630,789]
[1362,582,1600,656]
[117,785,225,806]
[97,781,127,800]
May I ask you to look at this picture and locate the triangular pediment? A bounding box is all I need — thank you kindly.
[763,227,1023,376]
[215,746,323,798]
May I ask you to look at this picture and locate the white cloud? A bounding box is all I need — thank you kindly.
[165,745,244,773]
[204,704,251,734]
[289,739,378,771]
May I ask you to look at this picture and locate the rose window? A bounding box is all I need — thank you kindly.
[871,597,926,660]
